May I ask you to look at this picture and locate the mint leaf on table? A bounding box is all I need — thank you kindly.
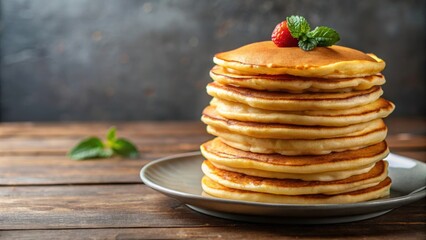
[284,15,340,51]
[111,139,139,158]
[107,127,116,142]
[68,137,113,160]
[68,127,139,160]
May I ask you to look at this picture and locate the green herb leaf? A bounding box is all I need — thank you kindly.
[112,138,140,158]
[309,26,340,46]
[107,127,116,142]
[68,126,140,160]
[298,38,318,51]
[286,15,310,38]
[283,15,340,51]
[68,137,113,160]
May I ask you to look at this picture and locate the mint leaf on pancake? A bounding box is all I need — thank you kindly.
[309,26,340,46]
[284,15,340,51]
[298,38,318,51]
[286,16,310,38]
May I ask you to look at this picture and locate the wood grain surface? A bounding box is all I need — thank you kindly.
[0,119,424,239]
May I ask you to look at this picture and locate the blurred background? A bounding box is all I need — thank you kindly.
[1,0,425,122]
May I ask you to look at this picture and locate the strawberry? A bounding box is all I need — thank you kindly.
[271,20,299,47]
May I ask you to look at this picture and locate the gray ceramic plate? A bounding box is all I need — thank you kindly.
[140,152,426,224]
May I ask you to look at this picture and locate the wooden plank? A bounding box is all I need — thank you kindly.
[0,122,206,137]
[0,156,148,185]
[0,135,211,155]
[385,117,426,135]
[0,184,227,230]
[0,151,202,186]
[1,224,425,240]
[0,184,424,230]
[391,151,426,161]
[387,135,426,150]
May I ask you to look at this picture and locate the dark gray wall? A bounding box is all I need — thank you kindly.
[1,0,425,121]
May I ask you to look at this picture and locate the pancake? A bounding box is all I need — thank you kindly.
[210,65,386,92]
[200,138,389,174]
[202,176,391,204]
[209,160,375,181]
[213,41,385,77]
[202,106,385,139]
[211,98,395,126]
[202,160,388,195]
[207,123,387,155]
[207,82,383,111]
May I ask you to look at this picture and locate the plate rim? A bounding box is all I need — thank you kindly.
[140,151,426,210]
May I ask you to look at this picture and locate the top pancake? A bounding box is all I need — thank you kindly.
[214,41,385,78]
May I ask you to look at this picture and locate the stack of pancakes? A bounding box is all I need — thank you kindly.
[200,41,395,204]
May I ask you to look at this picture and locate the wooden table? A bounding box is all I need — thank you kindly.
[0,118,425,239]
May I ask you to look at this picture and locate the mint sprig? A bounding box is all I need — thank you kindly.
[286,15,340,51]
[298,38,318,51]
[309,26,340,46]
[286,16,311,39]
[68,127,139,160]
